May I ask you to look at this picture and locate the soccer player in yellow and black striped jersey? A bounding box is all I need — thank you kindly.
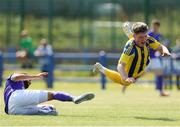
[93,22,171,86]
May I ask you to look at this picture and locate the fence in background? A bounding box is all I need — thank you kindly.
[0,52,179,90]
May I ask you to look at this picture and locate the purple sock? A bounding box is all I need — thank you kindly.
[53,92,74,102]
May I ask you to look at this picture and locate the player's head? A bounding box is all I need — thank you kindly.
[20,30,28,38]
[40,38,48,47]
[132,22,148,47]
[24,80,31,89]
[151,19,160,33]
[20,73,31,89]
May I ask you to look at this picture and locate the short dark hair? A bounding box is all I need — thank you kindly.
[132,22,148,34]
[152,19,160,26]
[24,81,30,89]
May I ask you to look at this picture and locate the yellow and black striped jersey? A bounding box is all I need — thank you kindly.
[118,36,161,78]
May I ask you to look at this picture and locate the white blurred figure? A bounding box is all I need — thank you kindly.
[34,38,53,87]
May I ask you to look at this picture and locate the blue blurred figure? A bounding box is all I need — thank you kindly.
[34,38,54,88]
[172,37,180,89]
[147,19,169,96]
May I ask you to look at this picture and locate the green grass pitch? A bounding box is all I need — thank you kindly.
[0,81,180,126]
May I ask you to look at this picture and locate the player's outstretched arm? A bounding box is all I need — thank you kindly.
[117,62,136,84]
[157,44,171,56]
[11,72,48,81]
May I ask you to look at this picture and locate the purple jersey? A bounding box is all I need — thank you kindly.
[4,75,25,114]
[148,31,162,58]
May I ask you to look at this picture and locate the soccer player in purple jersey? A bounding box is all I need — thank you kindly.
[4,72,95,115]
[147,19,169,96]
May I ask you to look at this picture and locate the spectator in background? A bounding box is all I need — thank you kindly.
[147,19,169,96]
[162,39,173,89]
[16,30,34,68]
[172,37,180,89]
[0,50,3,87]
[34,38,53,88]
[173,37,180,55]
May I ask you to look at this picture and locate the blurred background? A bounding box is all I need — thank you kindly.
[0,0,180,50]
[0,0,179,90]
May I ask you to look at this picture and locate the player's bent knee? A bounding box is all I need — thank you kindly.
[48,92,54,101]
[121,81,131,86]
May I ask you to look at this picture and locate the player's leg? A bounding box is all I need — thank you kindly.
[8,90,51,115]
[11,90,94,106]
[8,90,94,115]
[36,104,58,115]
[9,105,58,115]
[93,62,130,86]
[147,58,169,96]
[48,92,95,104]
[9,90,60,115]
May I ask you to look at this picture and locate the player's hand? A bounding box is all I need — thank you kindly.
[37,72,48,78]
[162,49,171,56]
[125,77,136,84]
[161,45,171,56]
[162,51,171,56]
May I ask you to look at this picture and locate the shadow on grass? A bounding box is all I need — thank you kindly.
[134,116,179,122]
[60,114,96,118]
